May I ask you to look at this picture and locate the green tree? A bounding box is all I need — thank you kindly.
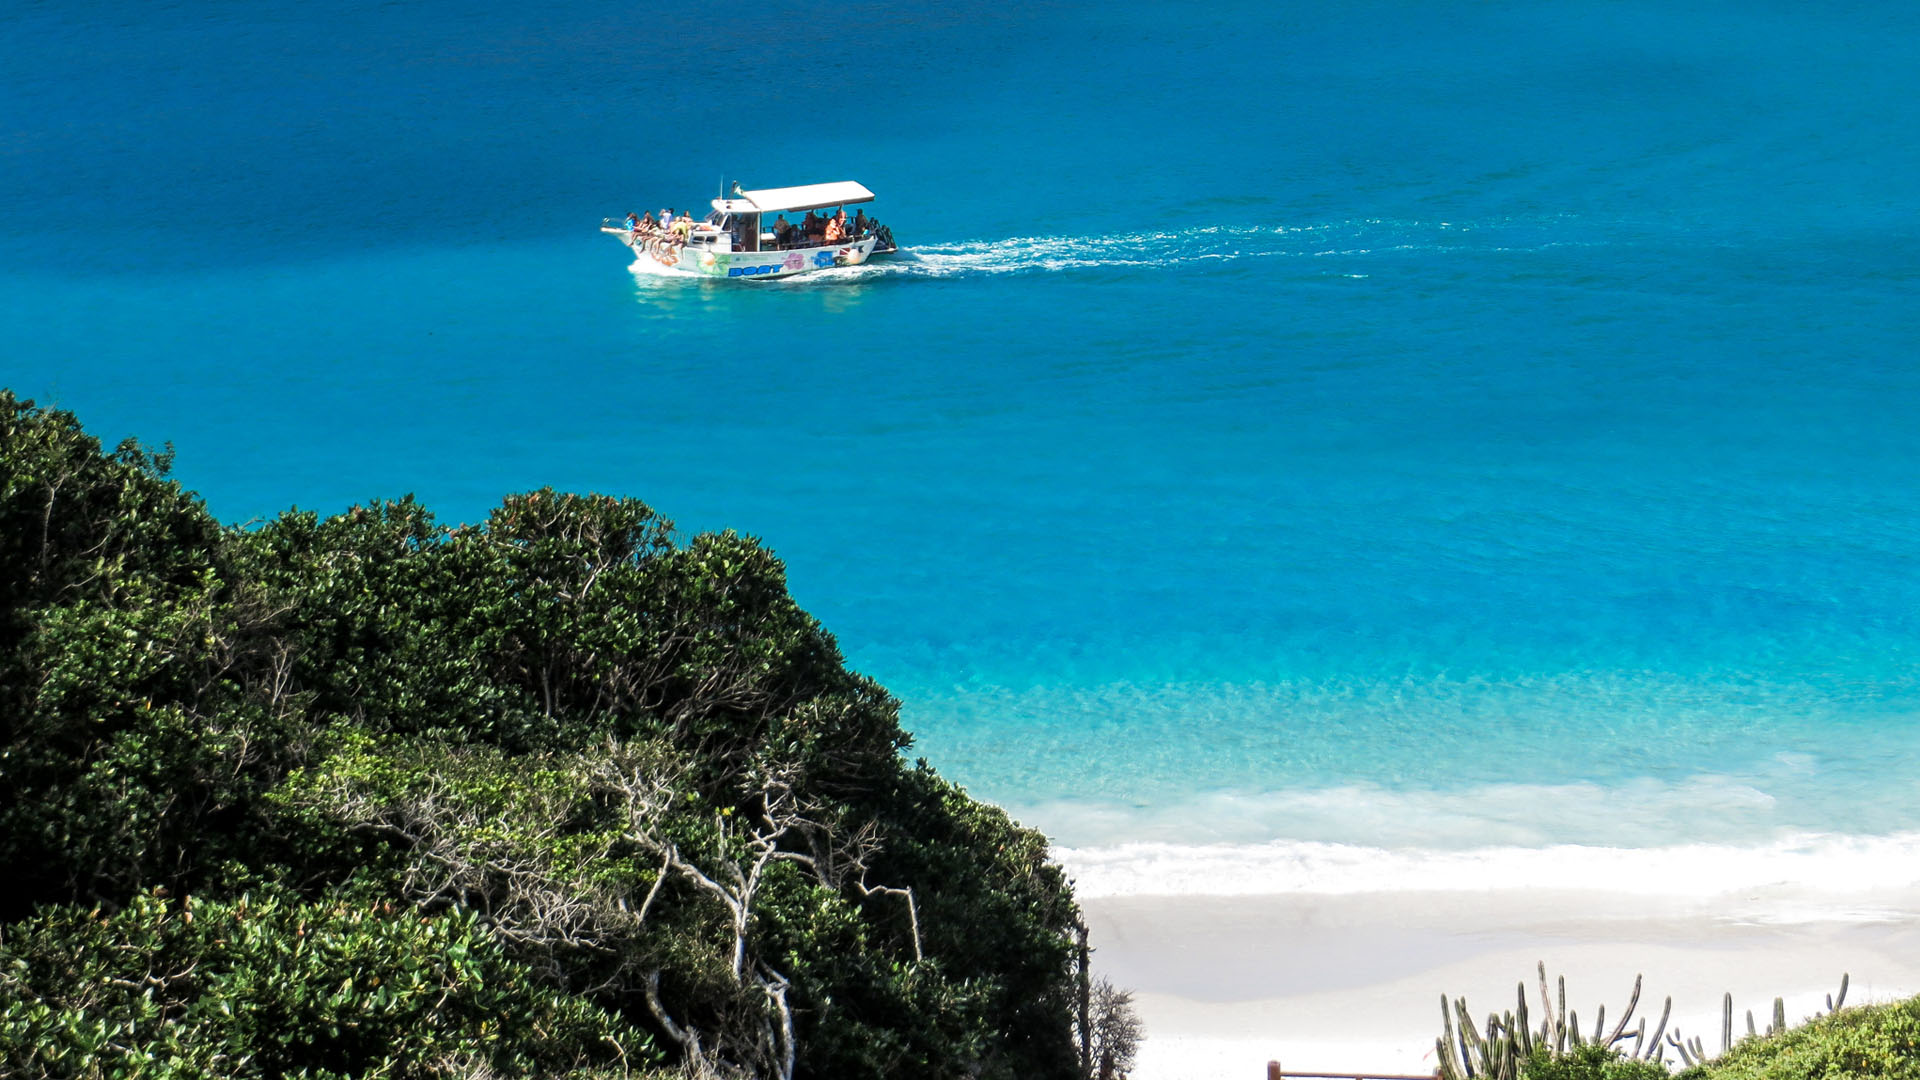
[0,392,291,914]
[0,390,1091,1080]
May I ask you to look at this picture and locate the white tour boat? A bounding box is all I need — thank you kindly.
[602,180,897,280]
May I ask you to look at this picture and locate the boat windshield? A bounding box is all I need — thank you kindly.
[703,210,763,252]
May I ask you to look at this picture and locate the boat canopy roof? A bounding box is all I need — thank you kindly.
[711,180,875,216]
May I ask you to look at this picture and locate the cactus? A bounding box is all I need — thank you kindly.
[1482,1013,1518,1080]
[1538,962,1556,1044]
[1440,965,1853,1076]
[1641,996,1672,1062]
[1666,1030,1706,1068]
[1605,975,1642,1047]
[1435,1031,1464,1080]
[1458,997,1486,1063]
[1557,975,1569,1054]
[1440,995,1465,1079]
[1515,981,1533,1058]
[1438,993,1533,1080]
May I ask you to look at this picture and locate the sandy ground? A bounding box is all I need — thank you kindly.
[1081,885,1920,1079]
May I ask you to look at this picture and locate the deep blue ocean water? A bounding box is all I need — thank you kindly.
[7,0,1920,890]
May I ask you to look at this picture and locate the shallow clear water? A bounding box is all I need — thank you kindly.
[8,0,1920,888]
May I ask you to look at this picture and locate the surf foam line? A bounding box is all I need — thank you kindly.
[1055,830,1920,915]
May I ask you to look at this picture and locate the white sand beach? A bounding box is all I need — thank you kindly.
[1081,884,1920,1080]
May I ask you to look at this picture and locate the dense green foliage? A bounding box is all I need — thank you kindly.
[0,889,645,1080]
[0,391,1085,1080]
[1523,1045,1671,1080]
[1676,998,1920,1080]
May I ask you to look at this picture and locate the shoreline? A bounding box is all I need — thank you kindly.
[1079,886,1920,1079]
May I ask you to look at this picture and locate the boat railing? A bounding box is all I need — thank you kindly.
[762,223,885,251]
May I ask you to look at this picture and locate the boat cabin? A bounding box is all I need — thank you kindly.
[689,180,878,254]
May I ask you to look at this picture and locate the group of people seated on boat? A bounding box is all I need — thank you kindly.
[769,208,872,249]
[624,206,876,251]
[622,209,695,245]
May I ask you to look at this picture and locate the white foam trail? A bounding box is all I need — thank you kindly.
[854,223,1395,279]
[626,257,704,279]
[622,217,1595,285]
[1056,829,1920,909]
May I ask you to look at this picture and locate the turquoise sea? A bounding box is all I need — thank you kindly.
[7,0,1920,896]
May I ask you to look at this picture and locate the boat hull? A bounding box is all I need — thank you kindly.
[602,228,879,279]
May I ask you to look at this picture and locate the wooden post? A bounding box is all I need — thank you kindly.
[1266,1061,1283,1080]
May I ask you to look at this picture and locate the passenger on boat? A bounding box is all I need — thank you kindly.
[823,211,846,243]
[671,213,693,242]
[800,210,822,244]
[773,215,796,249]
[624,212,641,232]
[852,209,870,237]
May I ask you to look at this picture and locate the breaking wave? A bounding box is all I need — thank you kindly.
[1055,829,1920,917]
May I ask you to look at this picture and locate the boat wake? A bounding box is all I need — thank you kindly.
[625,217,1607,286]
[865,222,1413,279]
[626,257,709,279]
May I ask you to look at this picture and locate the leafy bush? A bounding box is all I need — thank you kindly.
[1677,998,1920,1080]
[1525,1044,1671,1080]
[0,888,651,1079]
